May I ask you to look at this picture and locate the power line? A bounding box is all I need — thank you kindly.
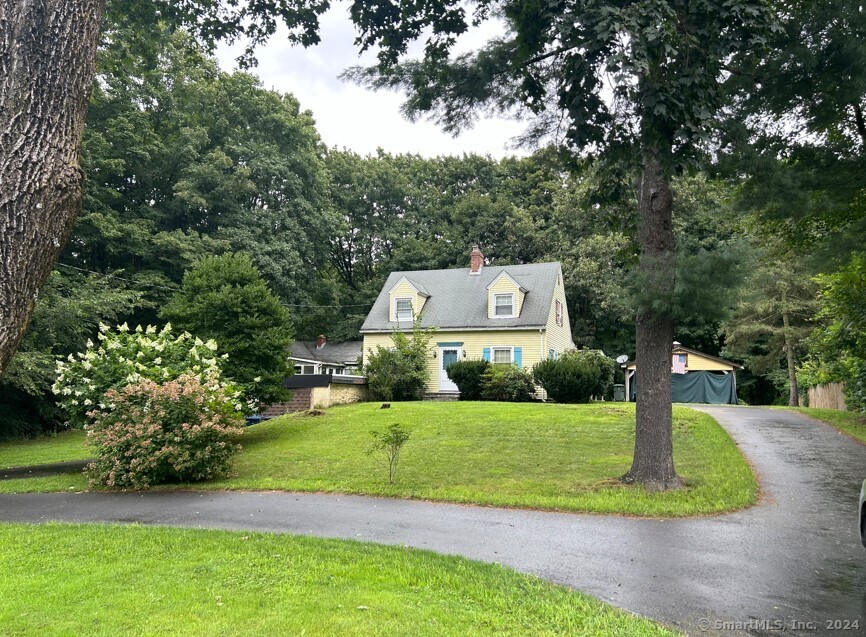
[54,262,375,310]
[56,263,179,291]
[282,302,374,308]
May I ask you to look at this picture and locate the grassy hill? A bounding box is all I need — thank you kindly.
[0,402,756,516]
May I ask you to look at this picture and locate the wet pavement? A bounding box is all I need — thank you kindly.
[0,458,90,480]
[0,407,864,636]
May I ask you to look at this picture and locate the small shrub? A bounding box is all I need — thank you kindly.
[481,364,536,402]
[367,424,411,483]
[445,359,491,400]
[54,322,245,428]
[533,349,615,403]
[365,323,433,401]
[85,374,244,489]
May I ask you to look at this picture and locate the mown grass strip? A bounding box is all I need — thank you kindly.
[0,523,678,637]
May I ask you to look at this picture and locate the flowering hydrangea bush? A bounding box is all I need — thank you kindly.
[53,323,248,428]
[85,374,244,489]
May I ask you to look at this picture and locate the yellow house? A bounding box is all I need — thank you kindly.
[360,246,575,395]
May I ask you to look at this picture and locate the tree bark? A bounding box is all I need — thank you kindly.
[622,150,681,491]
[0,0,105,376]
[782,308,800,407]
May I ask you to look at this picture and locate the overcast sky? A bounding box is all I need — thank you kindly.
[215,5,526,159]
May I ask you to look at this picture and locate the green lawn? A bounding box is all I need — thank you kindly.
[0,402,756,516]
[0,523,677,637]
[0,429,88,469]
[784,407,866,445]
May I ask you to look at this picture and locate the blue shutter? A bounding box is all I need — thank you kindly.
[514,347,523,368]
[482,347,491,362]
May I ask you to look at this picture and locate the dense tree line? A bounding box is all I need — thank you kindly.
[3,14,862,436]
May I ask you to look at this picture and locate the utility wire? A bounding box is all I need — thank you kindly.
[54,262,375,309]
[56,262,179,291]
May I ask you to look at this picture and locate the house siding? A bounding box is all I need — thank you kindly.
[682,352,735,371]
[487,274,526,319]
[389,279,427,320]
[543,270,572,357]
[362,329,547,392]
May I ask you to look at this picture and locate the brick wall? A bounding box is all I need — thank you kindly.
[261,378,369,417]
[260,388,312,417]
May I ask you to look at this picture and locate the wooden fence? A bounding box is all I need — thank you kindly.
[807,382,847,411]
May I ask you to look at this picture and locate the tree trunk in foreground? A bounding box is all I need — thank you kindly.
[623,150,681,491]
[0,0,105,377]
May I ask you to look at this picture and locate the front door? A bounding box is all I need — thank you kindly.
[439,348,459,392]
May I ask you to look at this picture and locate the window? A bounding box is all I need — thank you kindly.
[555,300,563,327]
[395,297,413,321]
[494,293,514,317]
[548,349,557,360]
[493,347,513,365]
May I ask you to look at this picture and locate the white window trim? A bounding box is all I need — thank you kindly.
[492,346,514,365]
[493,293,515,319]
[394,297,414,322]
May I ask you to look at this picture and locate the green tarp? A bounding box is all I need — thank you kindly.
[629,370,738,404]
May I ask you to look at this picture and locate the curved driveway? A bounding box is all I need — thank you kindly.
[1,407,865,635]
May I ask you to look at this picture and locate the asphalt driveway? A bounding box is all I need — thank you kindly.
[1,407,864,635]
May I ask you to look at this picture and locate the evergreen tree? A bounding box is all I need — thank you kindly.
[722,253,818,406]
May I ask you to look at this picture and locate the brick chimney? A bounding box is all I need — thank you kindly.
[470,244,484,275]
[316,334,326,349]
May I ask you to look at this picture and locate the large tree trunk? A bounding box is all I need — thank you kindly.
[623,150,681,491]
[781,308,800,407]
[0,0,104,377]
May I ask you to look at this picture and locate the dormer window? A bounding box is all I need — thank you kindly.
[395,297,413,321]
[494,293,514,318]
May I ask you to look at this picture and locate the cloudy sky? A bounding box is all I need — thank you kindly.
[215,5,526,158]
